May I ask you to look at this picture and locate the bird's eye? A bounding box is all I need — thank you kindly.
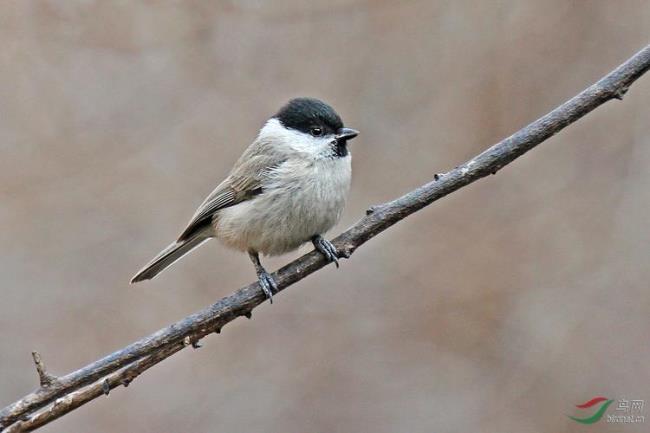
[310,127,323,137]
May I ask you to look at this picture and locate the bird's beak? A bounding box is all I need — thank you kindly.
[336,127,359,141]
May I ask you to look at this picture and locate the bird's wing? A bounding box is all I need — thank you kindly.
[177,146,286,241]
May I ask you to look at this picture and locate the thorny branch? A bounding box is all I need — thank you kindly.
[4,345,184,432]
[2,44,649,432]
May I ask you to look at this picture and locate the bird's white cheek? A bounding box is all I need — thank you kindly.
[291,135,334,156]
[258,119,339,157]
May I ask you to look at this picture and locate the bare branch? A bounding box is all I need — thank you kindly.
[5,344,184,432]
[1,43,649,432]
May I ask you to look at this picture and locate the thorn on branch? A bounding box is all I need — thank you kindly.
[434,172,446,181]
[102,379,110,396]
[31,352,58,388]
[244,311,252,319]
[366,204,389,216]
[120,370,140,388]
[613,87,629,100]
[338,244,353,259]
[184,335,202,349]
[215,328,221,334]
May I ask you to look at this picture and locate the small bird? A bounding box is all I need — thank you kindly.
[131,97,359,302]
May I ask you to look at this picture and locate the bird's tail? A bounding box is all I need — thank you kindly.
[130,230,210,284]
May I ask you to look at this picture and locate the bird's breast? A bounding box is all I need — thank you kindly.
[215,156,352,256]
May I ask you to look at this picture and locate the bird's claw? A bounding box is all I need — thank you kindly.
[257,271,277,303]
[312,235,339,268]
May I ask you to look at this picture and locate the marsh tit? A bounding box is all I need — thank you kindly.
[131,97,359,302]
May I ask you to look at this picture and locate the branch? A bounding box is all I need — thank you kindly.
[2,43,649,432]
[4,344,184,433]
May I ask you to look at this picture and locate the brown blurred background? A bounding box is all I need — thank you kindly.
[1,1,649,432]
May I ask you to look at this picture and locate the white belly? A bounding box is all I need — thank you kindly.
[214,156,351,256]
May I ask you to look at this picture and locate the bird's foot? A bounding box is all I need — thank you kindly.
[249,250,277,304]
[312,235,339,268]
[256,271,277,304]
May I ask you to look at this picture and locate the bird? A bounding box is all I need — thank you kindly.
[130,97,359,303]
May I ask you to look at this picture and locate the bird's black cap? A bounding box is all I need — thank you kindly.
[275,97,344,135]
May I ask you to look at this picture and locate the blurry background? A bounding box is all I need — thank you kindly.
[1,1,649,432]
